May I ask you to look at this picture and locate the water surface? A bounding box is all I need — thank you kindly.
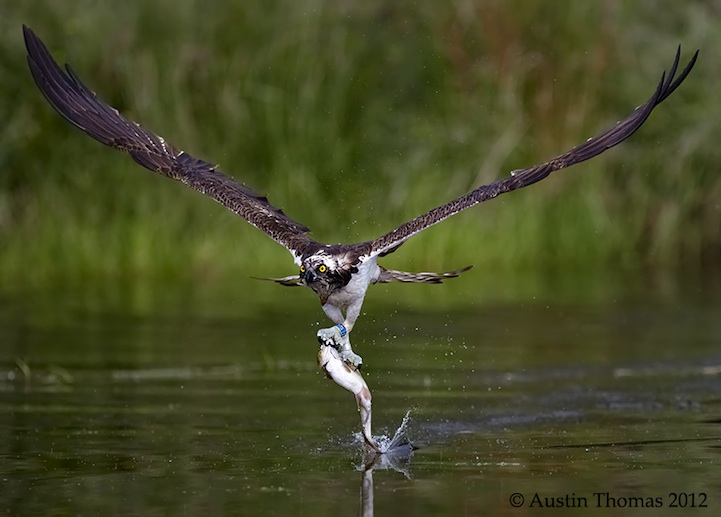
[1,270,720,515]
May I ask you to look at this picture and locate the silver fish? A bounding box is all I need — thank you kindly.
[317,344,380,452]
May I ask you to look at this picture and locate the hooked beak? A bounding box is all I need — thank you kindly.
[304,270,317,283]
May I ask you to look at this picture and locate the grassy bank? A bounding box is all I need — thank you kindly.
[1,1,720,291]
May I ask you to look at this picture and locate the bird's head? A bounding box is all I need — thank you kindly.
[299,255,354,298]
[299,256,333,287]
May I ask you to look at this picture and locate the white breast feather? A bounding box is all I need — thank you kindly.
[327,257,379,307]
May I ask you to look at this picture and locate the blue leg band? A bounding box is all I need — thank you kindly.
[336,323,347,337]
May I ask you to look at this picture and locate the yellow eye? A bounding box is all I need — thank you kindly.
[300,265,306,273]
[319,264,327,273]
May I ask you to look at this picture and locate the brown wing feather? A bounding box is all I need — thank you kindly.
[23,26,318,259]
[368,46,698,258]
[376,265,473,284]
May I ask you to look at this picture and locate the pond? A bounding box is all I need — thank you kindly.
[1,269,720,515]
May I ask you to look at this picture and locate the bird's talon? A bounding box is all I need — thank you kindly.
[340,350,363,369]
[316,326,342,349]
[317,326,362,368]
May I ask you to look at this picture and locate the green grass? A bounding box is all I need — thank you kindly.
[1,1,720,293]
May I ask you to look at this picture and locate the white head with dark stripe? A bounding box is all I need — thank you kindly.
[299,253,355,299]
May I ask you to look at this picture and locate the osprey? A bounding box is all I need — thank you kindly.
[24,26,697,367]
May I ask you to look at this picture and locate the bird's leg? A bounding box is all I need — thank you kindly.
[317,301,363,368]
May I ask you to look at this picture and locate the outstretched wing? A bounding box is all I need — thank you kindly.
[23,25,317,263]
[368,47,698,258]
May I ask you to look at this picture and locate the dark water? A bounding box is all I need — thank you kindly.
[1,270,721,516]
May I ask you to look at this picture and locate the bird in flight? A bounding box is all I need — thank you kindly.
[24,26,697,367]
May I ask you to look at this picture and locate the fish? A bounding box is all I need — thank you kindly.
[317,344,380,452]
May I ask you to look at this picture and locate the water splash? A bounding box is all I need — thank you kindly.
[379,409,413,453]
[354,409,414,454]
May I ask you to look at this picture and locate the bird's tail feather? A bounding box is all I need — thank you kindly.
[376,265,473,284]
[251,275,301,287]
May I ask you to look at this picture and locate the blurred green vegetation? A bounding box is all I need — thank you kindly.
[1,1,719,294]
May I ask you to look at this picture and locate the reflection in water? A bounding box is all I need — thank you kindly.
[359,430,415,517]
